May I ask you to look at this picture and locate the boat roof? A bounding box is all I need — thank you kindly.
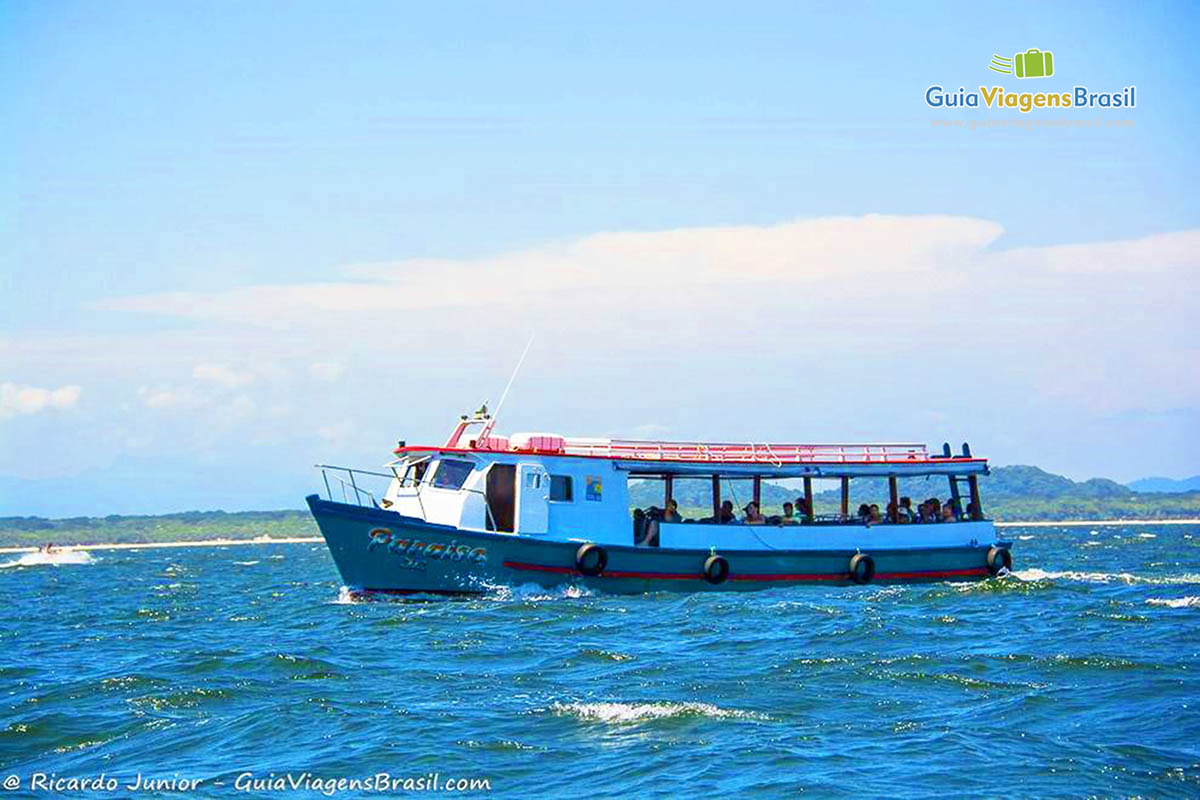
[392,435,989,478]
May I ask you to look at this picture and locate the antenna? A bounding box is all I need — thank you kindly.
[478,336,533,440]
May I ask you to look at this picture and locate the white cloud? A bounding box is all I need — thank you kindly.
[308,362,344,382]
[0,382,81,420]
[138,385,201,410]
[193,363,253,388]
[102,215,1007,326]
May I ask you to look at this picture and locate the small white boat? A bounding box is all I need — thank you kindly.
[2,547,94,568]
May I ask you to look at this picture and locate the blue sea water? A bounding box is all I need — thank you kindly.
[1,524,1198,799]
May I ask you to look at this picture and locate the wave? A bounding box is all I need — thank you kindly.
[549,701,768,724]
[1145,596,1200,608]
[1010,568,1200,585]
[483,582,593,602]
[0,550,95,569]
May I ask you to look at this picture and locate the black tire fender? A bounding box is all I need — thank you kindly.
[703,554,730,585]
[575,543,607,576]
[987,546,1013,575]
[848,553,875,584]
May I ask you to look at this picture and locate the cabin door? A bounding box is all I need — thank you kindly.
[485,464,515,533]
[516,463,550,535]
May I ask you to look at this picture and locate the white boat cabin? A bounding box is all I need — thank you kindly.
[368,416,995,551]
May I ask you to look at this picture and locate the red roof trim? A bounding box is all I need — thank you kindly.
[395,444,987,468]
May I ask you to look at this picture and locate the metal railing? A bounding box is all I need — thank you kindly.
[560,439,929,464]
[314,464,397,507]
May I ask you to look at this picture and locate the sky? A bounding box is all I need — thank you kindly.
[2,1,1198,516]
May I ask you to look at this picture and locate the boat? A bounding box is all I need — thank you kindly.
[306,405,1013,597]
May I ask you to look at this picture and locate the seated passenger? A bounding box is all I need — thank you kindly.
[663,499,682,523]
[780,501,798,524]
[632,508,647,544]
[886,501,899,523]
[719,500,737,524]
[966,500,982,520]
[868,503,883,525]
[796,497,813,523]
[743,502,765,524]
[940,504,957,523]
[857,503,871,523]
[898,496,915,522]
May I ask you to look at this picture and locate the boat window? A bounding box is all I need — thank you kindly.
[431,459,474,490]
[400,460,430,487]
[549,475,573,502]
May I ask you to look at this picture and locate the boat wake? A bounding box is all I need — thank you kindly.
[482,582,593,602]
[548,701,768,725]
[1010,568,1200,585]
[0,550,95,569]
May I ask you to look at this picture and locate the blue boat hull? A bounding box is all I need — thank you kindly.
[306,495,1006,595]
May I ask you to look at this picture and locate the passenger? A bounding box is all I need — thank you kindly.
[857,503,871,523]
[941,504,957,523]
[743,502,765,525]
[796,497,813,523]
[719,500,737,525]
[966,500,982,520]
[663,499,682,523]
[886,501,899,523]
[632,508,647,544]
[780,501,798,524]
[868,504,882,525]
[898,496,914,522]
[918,501,937,524]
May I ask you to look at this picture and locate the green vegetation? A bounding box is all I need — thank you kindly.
[628,465,1200,523]
[0,510,317,549]
[2,465,1197,548]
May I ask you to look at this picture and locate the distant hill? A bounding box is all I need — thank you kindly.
[630,465,1200,522]
[3,466,1199,547]
[1127,475,1200,493]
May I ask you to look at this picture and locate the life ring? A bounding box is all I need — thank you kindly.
[987,546,1013,575]
[703,554,730,585]
[848,553,875,584]
[575,543,607,576]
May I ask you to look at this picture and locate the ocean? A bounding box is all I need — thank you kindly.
[1,524,1197,798]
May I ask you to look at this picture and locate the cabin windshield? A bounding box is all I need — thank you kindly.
[430,459,475,490]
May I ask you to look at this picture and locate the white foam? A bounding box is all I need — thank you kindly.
[1011,568,1200,585]
[0,550,95,569]
[331,586,357,605]
[1146,596,1200,608]
[1137,533,1157,539]
[483,582,593,602]
[1017,535,1035,541]
[232,560,259,566]
[550,701,767,724]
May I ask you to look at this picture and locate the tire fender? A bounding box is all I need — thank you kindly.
[575,543,608,576]
[987,546,1013,575]
[848,553,875,584]
[703,554,730,585]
